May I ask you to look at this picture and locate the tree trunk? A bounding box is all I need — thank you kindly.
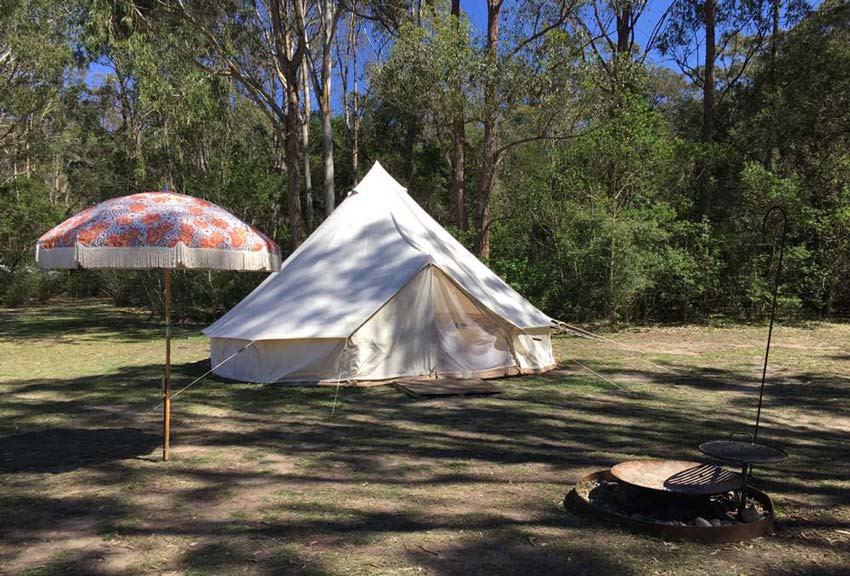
[284,103,305,247]
[609,207,617,325]
[475,0,503,258]
[616,1,632,54]
[450,119,466,231]
[403,117,417,183]
[771,0,780,67]
[24,116,31,176]
[341,70,350,131]
[283,25,305,247]
[301,57,314,230]
[320,39,335,215]
[351,8,360,180]
[319,0,337,216]
[267,0,306,245]
[703,0,716,142]
[450,0,466,231]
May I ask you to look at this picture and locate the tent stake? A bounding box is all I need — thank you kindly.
[163,268,172,461]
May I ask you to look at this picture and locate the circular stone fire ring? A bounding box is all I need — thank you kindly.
[565,469,775,544]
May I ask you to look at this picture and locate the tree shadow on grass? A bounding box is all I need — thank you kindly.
[405,530,638,576]
[2,340,848,573]
[181,541,328,576]
[0,302,202,343]
[552,356,850,424]
[6,353,845,501]
[0,427,159,474]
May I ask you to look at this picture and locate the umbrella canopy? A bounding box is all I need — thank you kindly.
[36,191,281,271]
[35,191,281,461]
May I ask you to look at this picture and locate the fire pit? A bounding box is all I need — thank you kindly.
[566,461,775,543]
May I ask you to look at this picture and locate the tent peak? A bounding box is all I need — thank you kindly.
[353,161,407,196]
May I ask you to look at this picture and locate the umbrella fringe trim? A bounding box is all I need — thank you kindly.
[35,244,281,271]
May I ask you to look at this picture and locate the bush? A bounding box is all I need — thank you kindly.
[0,267,68,307]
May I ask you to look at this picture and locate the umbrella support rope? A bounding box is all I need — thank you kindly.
[152,339,257,412]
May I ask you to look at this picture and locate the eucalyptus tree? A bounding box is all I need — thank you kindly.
[474,0,584,258]
[657,0,787,142]
[336,3,363,181]
[447,0,465,230]
[147,0,309,248]
[374,0,584,257]
[577,0,673,94]
[299,54,314,230]
[86,1,245,194]
[374,3,476,231]
[348,0,427,182]
[0,0,79,183]
[476,0,503,257]
[344,0,418,36]
[296,0,342,217]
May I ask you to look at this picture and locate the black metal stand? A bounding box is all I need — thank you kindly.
[698,207,791,519]
[754,206,787,442]
[738,463,752,519]
[699,439,787,518]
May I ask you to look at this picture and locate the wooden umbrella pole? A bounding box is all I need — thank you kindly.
[163,268,172,461]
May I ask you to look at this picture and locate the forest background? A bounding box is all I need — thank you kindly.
[1,0,848,325]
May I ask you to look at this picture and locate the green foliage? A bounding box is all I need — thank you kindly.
[492,92,693,323]
[0,176,66,305]
[2,0,849,324]
[730,0,850,316]
[0,0,81,177]
[0,176,61,270]
[652,218,722,321]
[376,6,476,123]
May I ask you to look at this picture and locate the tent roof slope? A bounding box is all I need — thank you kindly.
[203,162,552,341]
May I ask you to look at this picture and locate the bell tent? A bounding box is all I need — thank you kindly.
[204,162,555,383]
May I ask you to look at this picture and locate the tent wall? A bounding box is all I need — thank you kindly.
[348,266,435,380]
[512,328,555,371]
[210,265,555,384]
[210,337,347,383]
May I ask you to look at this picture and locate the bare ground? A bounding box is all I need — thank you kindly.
[0,302,848,575]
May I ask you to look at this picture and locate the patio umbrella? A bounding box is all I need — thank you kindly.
[35,191,281,460]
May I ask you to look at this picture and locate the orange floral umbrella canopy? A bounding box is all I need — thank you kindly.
[35,191,280,461]
[36,192,281,271]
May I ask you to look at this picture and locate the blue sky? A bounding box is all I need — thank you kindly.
[461,0,677,66]
[85,1,681,88]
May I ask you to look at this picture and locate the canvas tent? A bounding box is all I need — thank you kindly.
[204,162,555,383]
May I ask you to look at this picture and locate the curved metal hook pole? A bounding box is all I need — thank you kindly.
[754,206,788,442]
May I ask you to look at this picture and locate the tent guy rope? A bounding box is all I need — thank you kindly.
[568,359,636,396]
[331,338,352,416]
[551,319,677,375]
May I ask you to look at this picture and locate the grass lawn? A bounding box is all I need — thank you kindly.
[1,301,849,575]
